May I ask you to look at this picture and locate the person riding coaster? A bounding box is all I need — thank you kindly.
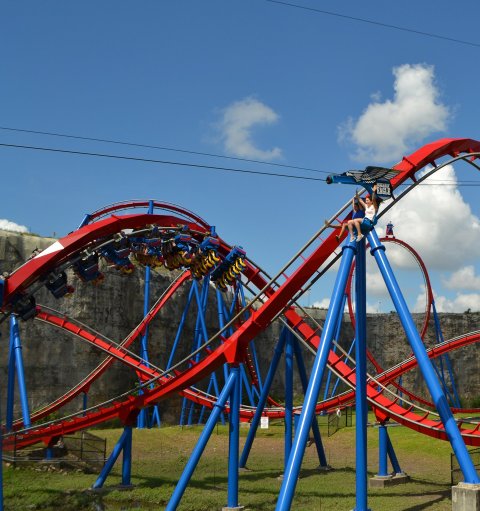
[347,183,380,242]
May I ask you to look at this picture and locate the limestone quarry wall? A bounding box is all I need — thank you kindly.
[1,230,479,425]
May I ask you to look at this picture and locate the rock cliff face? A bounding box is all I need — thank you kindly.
[1,230,479,426]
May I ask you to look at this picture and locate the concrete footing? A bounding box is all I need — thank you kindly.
[222,506,245,511]
[369,472,409,488]
[452,483,480,511]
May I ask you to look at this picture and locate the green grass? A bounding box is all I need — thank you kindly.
[4,420,458,510]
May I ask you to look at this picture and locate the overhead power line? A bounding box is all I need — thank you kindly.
[265,0,480,49]
[0,142,327,182]
[0,140,479,186]
[0,125,329,175]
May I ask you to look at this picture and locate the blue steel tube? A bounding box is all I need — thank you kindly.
[137,264,152,429]
[323,293,347,401]
[284,332,294,468]
[6,320,16,431]
[167,283,196,369]
[93,428,129,488]
[292,337,328,467]
[276,242,356,511]
[77,213,91,229]
[239,330,287,468]
[83,392,88,416]
[227,366,241,508]
[378,424,388,477]
[121,426,133,486]
[11,316,31,428]
[354,238,369,511]
[140,265,151,364]
[166,370,237,511]
[138,200,154,430]
[368,229,480,484]
[386,431,402,474]
[216,288,231,384]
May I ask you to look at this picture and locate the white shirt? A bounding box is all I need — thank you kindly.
[365,204,376,221]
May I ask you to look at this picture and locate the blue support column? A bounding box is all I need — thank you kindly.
[276,241,356,511]
[377,424,388,477]
[6,323,16,431]
[386,431,402,474]
[239,330,287,468]
[168,283,196,370]
[323,293,347,401]
[45,446,54,460]
[368,229,479,484]
[431,301,461,407]
[227,366,241,509]
[121,426,133,486]
[93,426,133,489]
[83,392,88,416]
[354,237,370,511]
[138,201,159,429]
[284,331,294,468]
[291,336,328,467]
[78,213,91,229]
[330,337,356,397]
[166,370,237,511]
[240,365,255,406]
[10,316,31,428]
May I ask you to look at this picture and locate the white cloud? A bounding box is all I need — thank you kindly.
[366,267,388,297]
[312,298,330,309]
[218,97,282,160]
[0,219,29,233]
[442,266,480,291]
[376,165,480,270]
[433,293,480,313]
[339,63,450,163]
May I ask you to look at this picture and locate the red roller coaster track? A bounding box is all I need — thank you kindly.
[2,137,480,450]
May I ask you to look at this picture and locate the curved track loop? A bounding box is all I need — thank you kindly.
[3,138,480,449]
[344,236,438,408]
[347,237,434,341]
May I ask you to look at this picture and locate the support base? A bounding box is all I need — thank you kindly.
[222,507,245,511]
[369,473,409,488]
[317,464,333,472]
[117,484,135,491]
[452,483,480,511]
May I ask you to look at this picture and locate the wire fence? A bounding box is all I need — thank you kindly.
[326,406,353,437]
[3,431,106,469]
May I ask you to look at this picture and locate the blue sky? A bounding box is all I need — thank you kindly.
[1,1,480,312]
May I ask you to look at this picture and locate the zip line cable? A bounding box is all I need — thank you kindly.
[0,125,329,175]
[0,141,478,186]
[264,0,480,49]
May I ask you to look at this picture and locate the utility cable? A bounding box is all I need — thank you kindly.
[0,141,478,186]
[264,0,480,49]
[0,142,327,182]
[0,125,329,175]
